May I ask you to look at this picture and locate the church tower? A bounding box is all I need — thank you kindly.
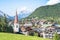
[13,10,19,33]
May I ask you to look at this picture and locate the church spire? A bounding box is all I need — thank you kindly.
[14,10,18,24]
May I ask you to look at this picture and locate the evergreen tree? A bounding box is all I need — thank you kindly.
[0,14,8,32]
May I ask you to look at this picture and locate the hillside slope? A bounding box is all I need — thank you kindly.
[28,3,60,19]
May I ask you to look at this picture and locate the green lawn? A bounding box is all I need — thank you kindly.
[0,32,50,40]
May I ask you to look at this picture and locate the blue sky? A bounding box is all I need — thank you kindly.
[0,0,60,16]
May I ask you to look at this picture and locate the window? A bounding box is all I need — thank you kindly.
[16,25,18,28]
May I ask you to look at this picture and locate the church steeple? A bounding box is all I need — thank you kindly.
[13,10,19,33]
[14,10,18,24]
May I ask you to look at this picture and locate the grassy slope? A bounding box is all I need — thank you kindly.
[0,32,50,40]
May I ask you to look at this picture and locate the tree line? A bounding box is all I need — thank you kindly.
[0,14,13,33]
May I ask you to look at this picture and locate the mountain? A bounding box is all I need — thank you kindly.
[0,10,13,20]
[18,10,31,19]
[28,3,60,19]
[0,10,5,16]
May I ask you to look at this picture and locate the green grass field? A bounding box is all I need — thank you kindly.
[0,32,50,40]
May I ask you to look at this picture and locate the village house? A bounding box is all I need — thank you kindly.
[34,19,60,38]
[19,21,34,36]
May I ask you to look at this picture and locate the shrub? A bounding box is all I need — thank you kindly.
[53,32,60,40]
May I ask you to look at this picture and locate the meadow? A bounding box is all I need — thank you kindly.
[0,32,50,40]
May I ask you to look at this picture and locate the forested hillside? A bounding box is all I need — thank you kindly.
[26,3,60,23]
[28,3,60,19]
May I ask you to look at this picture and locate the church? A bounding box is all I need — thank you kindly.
[13,11,20,33]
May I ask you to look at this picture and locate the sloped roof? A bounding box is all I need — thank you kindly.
[42,24,52,27]
[24,23,32,27]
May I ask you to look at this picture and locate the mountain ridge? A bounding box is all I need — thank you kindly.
[27,3,60,19]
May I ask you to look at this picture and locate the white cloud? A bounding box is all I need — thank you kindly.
[20,7,27,11]
[46,0,60,5]
[17,6,27,14]
[17,6,33,14]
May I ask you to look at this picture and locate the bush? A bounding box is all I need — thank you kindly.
[0,26,2,32]
[6,26,13,33]
[53,32,60,40]
[0,25,13,33]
